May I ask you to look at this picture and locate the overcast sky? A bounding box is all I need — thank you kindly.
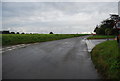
[2,2,118,34]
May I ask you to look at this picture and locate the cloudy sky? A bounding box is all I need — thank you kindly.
[2,2,118,34]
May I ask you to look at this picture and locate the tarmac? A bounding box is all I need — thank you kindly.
[2,36,114,79]
[86,38,114,52]
[2,36,100,79]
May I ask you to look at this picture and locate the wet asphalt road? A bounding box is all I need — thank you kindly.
[2,36,100,79]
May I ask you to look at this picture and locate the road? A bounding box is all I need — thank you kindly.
[2,36,100,79]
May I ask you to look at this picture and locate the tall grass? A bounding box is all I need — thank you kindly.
[91,40,120,79]
[2,34,87,46]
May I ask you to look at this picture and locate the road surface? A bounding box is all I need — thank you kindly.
[2,36,100,79]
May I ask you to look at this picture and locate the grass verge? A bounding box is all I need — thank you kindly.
[91,40,120,79]
[87,35,115,39]
[2,34,87,46]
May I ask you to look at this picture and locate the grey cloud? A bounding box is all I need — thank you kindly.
[0,2,2,30]
[2,2,118,33]
[3,2,117,17]
[2,0,120,2]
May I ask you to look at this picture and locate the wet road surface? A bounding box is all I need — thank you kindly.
[2,36,100,79]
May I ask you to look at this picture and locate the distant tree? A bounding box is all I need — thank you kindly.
[49,32,54,34]
[2,31,10,34]
[21,32,25,34]
[11,32,15,34]
[16,32,19,34]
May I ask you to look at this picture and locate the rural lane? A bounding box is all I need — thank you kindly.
[2,36,100,79]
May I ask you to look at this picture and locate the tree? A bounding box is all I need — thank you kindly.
[49,32,54,34]
[2,31,10,34]
[94,14,119,35]
[105,28,112,35]
[112,29,119,35]
[11,32,15,34]
[21,32,25,34]
[16,32,19,34]
[94,25,99,32]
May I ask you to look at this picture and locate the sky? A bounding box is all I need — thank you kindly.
[2,0,120,2]
[1,1,119,34]
[118,1,120,16]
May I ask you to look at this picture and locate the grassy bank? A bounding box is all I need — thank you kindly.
[87,35,115,39]
[2,34,87,46]
[91,40,120,79]
[0,34,2,46]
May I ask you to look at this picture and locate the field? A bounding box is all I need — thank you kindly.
[91,40,120,79]
[2,34,88,46]
[87,35,115,39]
[0,34,1,46]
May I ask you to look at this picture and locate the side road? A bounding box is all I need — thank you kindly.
[86,39,114,52]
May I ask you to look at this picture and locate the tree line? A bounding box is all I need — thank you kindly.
[94,14,120,35]
[0,31,54,34]
[0,31,25,34]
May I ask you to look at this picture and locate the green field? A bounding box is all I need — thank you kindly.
[2,34,88,46]
[87,35,115,39]
[91,40,120,79]
[0,34,2,46]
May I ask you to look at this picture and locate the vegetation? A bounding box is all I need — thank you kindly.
[2,34,88,46]
[0,34,2,46]
[91,40,120,79]
[49,32,54,34]
[87,35,115,39]
[94,15,119,35]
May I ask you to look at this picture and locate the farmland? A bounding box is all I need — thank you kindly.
[2,34,88,46]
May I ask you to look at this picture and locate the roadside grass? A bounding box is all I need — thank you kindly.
[87,35,115,39]
[0,34,2,46]
[91,40,120,79]
[2,34,88,46]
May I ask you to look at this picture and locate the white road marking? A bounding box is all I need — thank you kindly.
[0,51,2,53]
[6,47,11,49]
[7,49,12,51]
[11,46,17,48]
[33,43,39,44]
[2,43,33,53]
